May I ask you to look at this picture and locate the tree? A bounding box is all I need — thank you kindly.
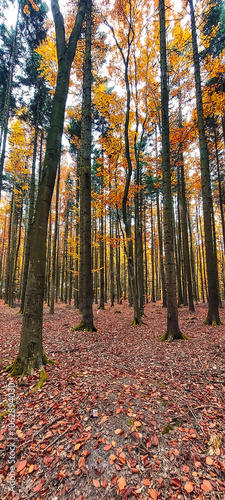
[158,0,186,341]
[189,0,221,325]
[7,0,87,378]
[75,0,96,331]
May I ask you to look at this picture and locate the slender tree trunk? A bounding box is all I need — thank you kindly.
[75,0,95,331]
[159,0,184,340]
[189,0,221,324]
[7,0,88,376]
[20,119,38,313]
[50,159,60,314]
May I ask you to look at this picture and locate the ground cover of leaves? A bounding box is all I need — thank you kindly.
[0,300,225,500]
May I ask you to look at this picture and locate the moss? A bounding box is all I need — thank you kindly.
[72,322,97,332]
[0,409,10,421]
[162,419,181,434]
[159,331,189,342]
[131,318,143,326]
[157,397,168,406]
[30,369,48,393]
[157,382,166,388]
[42,352,57,365]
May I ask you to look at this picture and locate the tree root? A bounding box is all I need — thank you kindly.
[203,319,223,326]
[72,322,97,332]
[159,331,189,342]
[131,318,144,326]
[4,350,56,390]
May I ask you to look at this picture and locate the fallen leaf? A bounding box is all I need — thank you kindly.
[117,476,126,491]
[201,479,212,492]
[206,457,213,465]
[152,434,158,446]
[104,444,112,451]
[93,479,100,488]
[184,482,194,493]
[142,478,151,486]
[115,428,123,435]
[148,488,157,500]
[16,460,27,473]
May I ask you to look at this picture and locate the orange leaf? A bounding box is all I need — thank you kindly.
[33,482,42,492]
[104,444,112,451]
[110,454,117,461]
[28,464,34,473]
[44,431,52,440]
[152,435,158,446]
[115,428,123,435]
[74,443,81,450]
[93,479,100,488]
[142,478,151,486]
[101,477,108,488]
[201,480,212,492]
[184,482,194,493]
[182,465,189,473]
[134,421,142,427]
[206,457,213,465]
[117,476,126,491]
[148,488,157,500]
[78,456,85,468]
[16,460,27,473]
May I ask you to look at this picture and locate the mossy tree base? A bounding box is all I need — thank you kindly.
[159,331,189,342]
[72,322,97,332]
[131,318,144,326]
[5,350,56,386]
[204,319,223,326]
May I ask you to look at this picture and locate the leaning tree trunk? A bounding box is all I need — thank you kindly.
[7,0,87,377]
[189,0,221,324]
[159,0,185,341]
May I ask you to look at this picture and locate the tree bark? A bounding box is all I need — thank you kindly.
[75,0,95,331]
[189,0,221,324]
[7,0,88,376]
[159,0,184,341]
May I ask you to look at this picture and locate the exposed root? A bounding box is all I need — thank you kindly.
[30,369,48,393]
[72,322,97,332]
[159,331,189,342]
[204,319,223,326]
[131,318,144,326]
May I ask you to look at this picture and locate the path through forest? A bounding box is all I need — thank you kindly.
[0,301,225,499]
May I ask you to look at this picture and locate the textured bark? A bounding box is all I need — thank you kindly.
[8,0,87,375]
[50,160,60,314]
[159,0,183,341]
[76,0,95,331]
[189,0,221,324]
[20,120,38,313]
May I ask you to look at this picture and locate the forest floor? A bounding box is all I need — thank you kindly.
[0,300,225,500]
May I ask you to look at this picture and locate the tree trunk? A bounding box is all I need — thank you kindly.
[75,0,95,332]
[7,0,88,377]
[159,0,184,341]
[189,0,221,324]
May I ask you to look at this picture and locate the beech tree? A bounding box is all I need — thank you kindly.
[189,0,221,325]
[158,0,187,341]
[7,0,87,378]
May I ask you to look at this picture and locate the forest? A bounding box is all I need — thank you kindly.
[0,0,225,498]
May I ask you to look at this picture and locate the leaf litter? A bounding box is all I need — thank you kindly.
[0,300,225,499]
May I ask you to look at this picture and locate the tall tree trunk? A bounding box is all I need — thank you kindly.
[75,0,95,331]
[50,159,60,314]
[159,0,184,341]
[20,119,38,313]
[7,0,88,377]
[189,0,221,324]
